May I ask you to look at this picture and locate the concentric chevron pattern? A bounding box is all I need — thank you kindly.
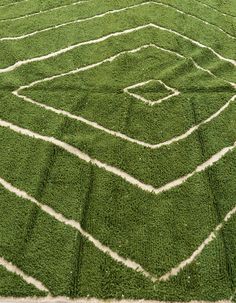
[0,0,236,301]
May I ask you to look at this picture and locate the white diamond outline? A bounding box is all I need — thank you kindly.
[124,79,180,106]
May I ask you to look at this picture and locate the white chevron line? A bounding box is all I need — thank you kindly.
[0,256,49,292]
[14,44,236,149]
[0,0,87,23]
[0,158,236,291]
[1,118,236,197]
[159,203,236,281]
[0,23,235,74]
[0,1,234,41]
[0,176,158,283]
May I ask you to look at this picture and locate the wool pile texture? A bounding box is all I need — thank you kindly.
[0,0,236,301]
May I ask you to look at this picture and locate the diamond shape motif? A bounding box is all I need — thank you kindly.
[123,79,180,106]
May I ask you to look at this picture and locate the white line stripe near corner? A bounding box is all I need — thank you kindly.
[0,0,28,9]
[0,1,138,24]
[0,177,158,283]
[0,298,232,303]
[156,1,235,39]
[230,288,236,301]
[159,203,236,281]
[194,0,236,19]
[0,22,235,74]
[0,24,150,73]
[0,2,149,35]
[0,0,87,23]
[0,256,49,293]
[0,118,162,195]
[1,118,236,197]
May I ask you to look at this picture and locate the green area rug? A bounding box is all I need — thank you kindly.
[0,0,235,301]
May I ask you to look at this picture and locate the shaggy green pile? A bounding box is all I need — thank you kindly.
[0,0,235,300]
